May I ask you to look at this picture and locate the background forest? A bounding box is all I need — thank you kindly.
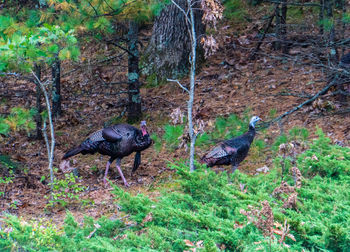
[0,0,350,251]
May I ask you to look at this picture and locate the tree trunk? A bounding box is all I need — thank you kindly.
[34,64,43,140]
[281,0,288,54]
[51,56,61,118]
[127,20,142,123]
[326,0,337,63]
[274,3,281,51]
[143,0,205,82]
[319,0,325,35]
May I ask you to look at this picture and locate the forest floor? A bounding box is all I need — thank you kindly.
[1,11,350,226]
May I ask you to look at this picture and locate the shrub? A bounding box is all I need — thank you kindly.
[45,172,87,208]
[1,132,350,251]
[297,128,350,178]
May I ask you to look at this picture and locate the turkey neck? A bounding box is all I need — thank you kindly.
[245,124,256,143]
[134,132,152,151]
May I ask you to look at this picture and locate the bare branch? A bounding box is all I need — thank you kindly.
[171,0,191,24]
[167,78,190,93]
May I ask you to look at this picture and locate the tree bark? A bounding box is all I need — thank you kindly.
[281,0,288,54]
[127,20,142,123]
[51,56,61,117]
[319,0,325,35]
[34,63,43,140]
[274,3,281,51]
[143,0,205,82]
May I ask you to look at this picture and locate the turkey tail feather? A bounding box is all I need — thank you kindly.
[62,146,83,160]
[132,151,141,173]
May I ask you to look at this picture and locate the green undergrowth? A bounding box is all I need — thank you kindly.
[1,133,350,251]
[0,107,36,136]
[158,113,266,156]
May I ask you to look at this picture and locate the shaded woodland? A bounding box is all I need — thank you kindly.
[0,0,350,250]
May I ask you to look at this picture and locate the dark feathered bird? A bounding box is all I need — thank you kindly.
[201,116,261,173]
[62,121,152,187]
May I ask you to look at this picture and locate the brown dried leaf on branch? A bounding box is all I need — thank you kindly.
[141,212,153,226]
[201,0,223,28]
[240,200,274,237]
[291,166,303,189]
[273,181,295,199]
[201,35,219,58]
[282,192,298,210]
[273,220,296,246]
[170,107,184,125]
[200,0,223,58]
[183,239,204,252]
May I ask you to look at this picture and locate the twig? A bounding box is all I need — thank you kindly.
[167,79,190,93]
[250,6,277,60]
[86,223,101,239]
[171,0,191,24]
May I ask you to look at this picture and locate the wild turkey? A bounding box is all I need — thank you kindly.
[62,121,152,187]
[201,116,261,173]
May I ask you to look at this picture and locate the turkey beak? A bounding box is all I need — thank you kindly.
[140,121,148,136]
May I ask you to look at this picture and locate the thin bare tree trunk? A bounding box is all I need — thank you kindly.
[32,71,55,190]
[187,0,196,172]
[34,64,43,140]
[168,0,198,172]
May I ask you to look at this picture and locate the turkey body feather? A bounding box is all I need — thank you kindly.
[63,121,152,187]
[201,116,261,173]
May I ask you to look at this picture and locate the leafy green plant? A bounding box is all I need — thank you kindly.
[90,165,98,173]
[195,132,210,147]
[0,170,13,198]
[272,134,288,153]
[0,107,36,136]
[151,133,162,152]
[269,108,277,118]
[162,124,184,150]
[297,128,350,178]
[45,172,87,208]
[223,0,247,21]
[289,126,309,141]
[0,117,10,135]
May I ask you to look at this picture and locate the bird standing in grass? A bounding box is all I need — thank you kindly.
[201,116,261,173]
[62,121,152,187]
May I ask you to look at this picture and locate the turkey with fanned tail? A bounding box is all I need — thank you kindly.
[201,116,261,173]
[62,121,152,187]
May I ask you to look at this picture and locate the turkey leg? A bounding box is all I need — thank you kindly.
[231,164,238,173]
[103,158,114,186]
[115,158,129,187]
